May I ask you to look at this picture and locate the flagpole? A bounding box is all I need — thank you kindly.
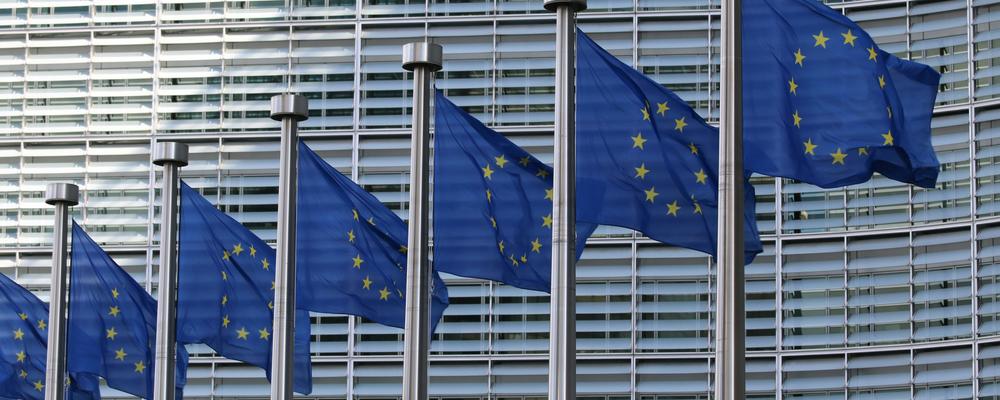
[543,0,584,399]
[401,41,441,400]
[44,182,78,400]
[717,0,746,398]
[269,93,308,400]
[152,142,189,400]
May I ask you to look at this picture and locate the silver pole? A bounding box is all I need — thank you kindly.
[269,93,308,400]
[401,41,441,400]
[44,183,79,400]
[716,0,746,398]
[542,0,584,399]
[152,142,189,400]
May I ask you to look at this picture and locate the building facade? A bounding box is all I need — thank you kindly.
[0,0,993,397]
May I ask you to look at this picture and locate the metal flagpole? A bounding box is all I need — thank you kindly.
[401,41,441,400]
[542,0,584,399]
[269,93,308,400]
[44,182,79,400]
[716,0,746,398]
[152,142,189,400]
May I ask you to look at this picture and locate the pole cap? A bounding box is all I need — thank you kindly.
[270,94,309,122]
[402,42,443,72]
[153,142,189,167]
[543,0,586,12]
[45,183,79,206]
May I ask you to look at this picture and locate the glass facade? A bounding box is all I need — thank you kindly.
[0,0,993,397]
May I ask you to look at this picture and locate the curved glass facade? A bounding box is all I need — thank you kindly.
[0,0,993,397]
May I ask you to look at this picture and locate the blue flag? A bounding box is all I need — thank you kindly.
[0,273,100,400]
[297,141,449,330]
[434,91,597,292]
[67,222,188,399]
[743,0,941,188]
[576,30,763,263]
[177,182,312,394]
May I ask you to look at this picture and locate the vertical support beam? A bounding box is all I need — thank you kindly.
[401,41,442,400]
[44,183,79,400]
[269,93,308,400]
[542,0,584,399]
[152,142,189,400]
[716,0,746,399]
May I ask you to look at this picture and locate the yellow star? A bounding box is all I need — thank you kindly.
[350,253,365,268]
[489,217,497,228]
[495,155,508,168]
[508,254,518,266]
[694,169,708,184]
[482,164,494,179]
[688,143,698,155]
[134,361,145,373]
[666,201,680,216]
[520,254,527,263]
[221,270,228,281]
[656,102,669,116]
[15,351,25,363]
[367,217,375,226]
[111,288,119,299]
[631,132,647,150]
[221,295,228,305]
[882,130,894,145]
[13,328,23,340]
[858,147,869,156]
[831,148,848,165]
[545,188,553,200]
[693,201,703,215]
[249,245,256,257]
[236,327,249,340]
[271,281,275,291]
[222,315,230,328]
[878,75,886,89]
[867,47,878,62]
[536,168,549,179]
[644,187,659,203]
[398,245,407,254]
[674,117,688,132]
[531,238,542,253]
[363,276,373,290]
[486,189,492,203]
[794,48,806,66]
[634,163,650,179]
[347,229,356,243]
[498,240,505,254]
[842,29,857,46]
[640,106,650,121]
[108,306,120,317]
[519,156,531,167]
[258,327,270,340]
[792,110,802,128]
[18,313,27,320]
[222,250,230,261]
[106,327,118,340]
[267,301,273,310]
[803,138,817,155]
[261,258,270,270]
[542,214,553,228]
[379,287,391,301]
[813,31,829,48]
[115,348,127,361]
[36,320,45,330]
[232,243,243,255]
[352,209,359,221]
[33,380,42,392]
[788,78,798,95]
[18,369,26,379]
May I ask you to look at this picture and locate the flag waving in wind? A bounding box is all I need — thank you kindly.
[68,222,188,399]
[177,182,312,394]
[743,0,941,188]
[576,30,763,263]
[297,141,449,330]
[434,91,597,292]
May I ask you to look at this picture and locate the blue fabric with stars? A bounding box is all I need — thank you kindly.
[67,222,188,399]
[743,0,941,188]
[576,30,763,263]
[0,270,100,400]
[433,91,598,293]
[297,141,449,331]
[177,182,313,394]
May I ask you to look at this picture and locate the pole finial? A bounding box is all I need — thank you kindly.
[45,183,79,206]
[153,142,190,167]
[402,42,443,72]
[543,0,586,12]
[270,94,309,122]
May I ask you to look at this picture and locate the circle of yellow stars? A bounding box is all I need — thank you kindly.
[633,101,705,217]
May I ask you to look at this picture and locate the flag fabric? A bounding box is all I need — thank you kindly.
[297,141,449,330]
[67,222,188,399]
[433,91,597,292]
[576,30,763,263]
[177,182,312,394]
[0,273,100,400]
[743,0,941,188]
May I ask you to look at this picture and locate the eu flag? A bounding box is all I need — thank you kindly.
[67,222,188,399]
[433,91,597,292]
[576,30,763,263]
[743,0,941,188]
[177,182,313,394]
[0,272,100,399]
[297,141,449,330]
